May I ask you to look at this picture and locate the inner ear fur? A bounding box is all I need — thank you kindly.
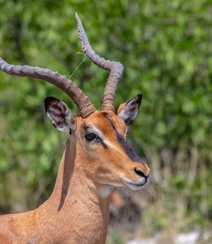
[116,94,142,126]
[44,96,75,136]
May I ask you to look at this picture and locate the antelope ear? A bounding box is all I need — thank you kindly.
[44,97,75,136]
[116,94,142,126]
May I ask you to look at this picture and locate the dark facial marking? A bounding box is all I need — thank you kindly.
[116,131,144,163]
[103,112,144,164]
[100,140,108,149]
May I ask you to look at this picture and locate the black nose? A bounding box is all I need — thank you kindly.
[134,168,148,180]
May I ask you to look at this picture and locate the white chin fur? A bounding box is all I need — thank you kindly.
[99,185,113,198]
[121,177,149,191]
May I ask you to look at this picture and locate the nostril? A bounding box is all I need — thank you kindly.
[134,168,147,178]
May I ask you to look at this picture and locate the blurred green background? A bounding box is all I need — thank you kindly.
[0,0,212,243]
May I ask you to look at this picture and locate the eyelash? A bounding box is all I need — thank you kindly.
[85,132,102,142]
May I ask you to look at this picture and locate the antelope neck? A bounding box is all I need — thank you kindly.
[37,139,110,243]
[47,139,111,207]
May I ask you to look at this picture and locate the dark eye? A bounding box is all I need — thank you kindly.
[85,132,100,142]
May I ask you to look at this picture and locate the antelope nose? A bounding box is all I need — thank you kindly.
[134,168,150,184]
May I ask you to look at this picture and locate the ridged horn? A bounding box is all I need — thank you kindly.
[0,59,96,118]
[75,13,124,112]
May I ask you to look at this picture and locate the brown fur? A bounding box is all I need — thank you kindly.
[0,109,149,244]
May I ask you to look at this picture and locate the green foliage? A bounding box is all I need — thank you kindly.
[106,229,125,244]
[0,0,212,238]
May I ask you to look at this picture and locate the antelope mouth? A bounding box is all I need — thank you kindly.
[122,177,150,191]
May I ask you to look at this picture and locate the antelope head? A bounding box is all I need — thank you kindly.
[0,13,150,193]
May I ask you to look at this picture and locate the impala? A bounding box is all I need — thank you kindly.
[0,13,150,244]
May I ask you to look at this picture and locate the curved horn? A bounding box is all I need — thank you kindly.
[0,60,96,118]
[75,13,124,112]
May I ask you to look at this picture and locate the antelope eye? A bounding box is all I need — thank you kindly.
[85,132,99,141]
